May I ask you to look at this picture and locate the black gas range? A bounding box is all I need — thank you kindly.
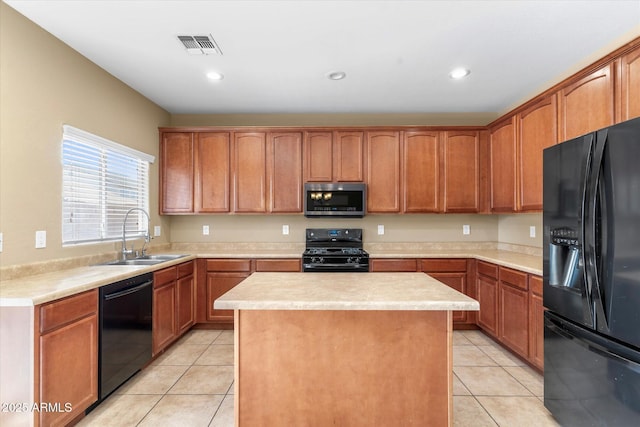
[302,228,369,272]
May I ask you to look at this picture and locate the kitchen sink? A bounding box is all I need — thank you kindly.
[99,254,189,266]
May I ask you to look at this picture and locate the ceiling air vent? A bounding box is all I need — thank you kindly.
[177,35,222,55]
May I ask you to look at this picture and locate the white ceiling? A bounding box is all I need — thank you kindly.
[4,0,640,117]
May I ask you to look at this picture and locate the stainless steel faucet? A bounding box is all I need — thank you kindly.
[121,208,151,260]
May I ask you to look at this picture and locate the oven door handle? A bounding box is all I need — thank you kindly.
[103,279,153,301]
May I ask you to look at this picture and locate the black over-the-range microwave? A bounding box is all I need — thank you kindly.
[304,183,366,218]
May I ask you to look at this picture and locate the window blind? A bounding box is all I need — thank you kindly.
[61,125,155,245]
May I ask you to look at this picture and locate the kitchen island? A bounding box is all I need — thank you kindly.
[214,272,479,426]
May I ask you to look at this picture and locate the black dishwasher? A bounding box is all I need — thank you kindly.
[97,273,153,403]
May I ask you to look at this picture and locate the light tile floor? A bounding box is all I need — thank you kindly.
[79,329,560,427]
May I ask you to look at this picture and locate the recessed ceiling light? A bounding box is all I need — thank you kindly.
[449,67,470,79]
[327,71,347,81]
[206,71,224,81]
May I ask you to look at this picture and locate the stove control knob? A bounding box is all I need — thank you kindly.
[312,257,324,264]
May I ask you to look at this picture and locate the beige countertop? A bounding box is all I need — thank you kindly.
[0,245,541,307]
[214,272,480,311]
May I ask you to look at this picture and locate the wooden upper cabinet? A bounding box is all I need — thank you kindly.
[333,131,364,182]
[403,131,440,213]
[558,63,615,141]
[269,132,303,213]
[490,118,517,212]
[619,47,640,121]
[304,132,333,182]
[161,132,194,213]
[196,132,230,213]
[518,95,557,211]
[233,132,267,213]
[366,131,401,213]
[442,131,480,213]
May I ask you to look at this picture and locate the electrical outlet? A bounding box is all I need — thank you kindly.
[35,230,47,248]
[154,225,161,237]
[0,232,3,253]
[202,225,210,236]
[282,224,289,235]
[377,224,385,235]
[463,225,470,235]
[530,226,536,238]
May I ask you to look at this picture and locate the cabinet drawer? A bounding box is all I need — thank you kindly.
[177,260,194,278]
[530,275,543,296]
[421,259,467,272]
[154,266,177,288]
[370,259,417,272]
[40,289,98,334]
[255,259,301,272]
[500,267,528,291]
[206,259,252,272]
[477,261,498,279]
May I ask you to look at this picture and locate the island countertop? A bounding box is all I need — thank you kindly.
[214,272,480,311]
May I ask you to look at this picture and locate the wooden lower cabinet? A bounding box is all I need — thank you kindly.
[198,258,301,326]
[177,262,196,335]
[498,267,529,358]
[153,261,195,355]
[476,261,499,337]
[370,258,417,272]
[153,269,177,355]
[36,289,98,426]
[421,259,473,326]
[528,275,544,370]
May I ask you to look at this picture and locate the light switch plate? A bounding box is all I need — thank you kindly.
[202,225,210,236]
[154,225,161,237]
[0,232,3,253]
[377,225,385,235]
[282,225,289,235]
[463,225,470,235]
[530,226,536,238]
[35,230,46,248]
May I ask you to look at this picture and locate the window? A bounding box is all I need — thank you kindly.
[61,125,155,245]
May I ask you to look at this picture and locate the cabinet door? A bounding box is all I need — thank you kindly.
[207,272,251,323]
[153,282,176,355]
[366,131,401,213]
[430,272,468,324]
[529,275,544,370]
[498,267,529,358]
[499,283,529,358]
[233,132,267,212]
[38,290,98,426]
[176,274,195,335]
[196,132,230,213]
[333,131,364,182]
[558,63,615,140]
[403,131,439,212]
[619,48,640,121]
[39,314,98,426]
[477,274,498,337]
[304,132,333,182]
[518,95,557,211]
[442,131,480,212]
[269,132,303,213]
[490,118,517,212]
[161,132,194,213]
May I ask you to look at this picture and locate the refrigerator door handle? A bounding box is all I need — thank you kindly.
[580,133,596,326]
[590,129,611,331]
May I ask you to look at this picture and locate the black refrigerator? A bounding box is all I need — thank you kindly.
[543,116,640,426]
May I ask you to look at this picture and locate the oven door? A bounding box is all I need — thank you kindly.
[303,260,369,272]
